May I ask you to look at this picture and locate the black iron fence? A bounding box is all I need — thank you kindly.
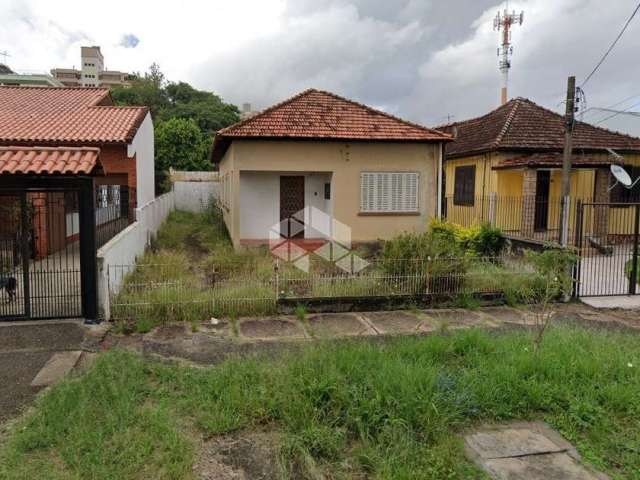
[0,191,82,319]
[574,202,640,296]
[95,185,135,249]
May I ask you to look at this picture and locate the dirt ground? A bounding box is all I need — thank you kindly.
[194,430,283,480]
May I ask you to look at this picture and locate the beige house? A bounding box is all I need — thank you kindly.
[211,89,451,248]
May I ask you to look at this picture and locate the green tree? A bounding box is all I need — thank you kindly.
[111,63,169,118]
[155,118,211,172]
[111,64,240,173]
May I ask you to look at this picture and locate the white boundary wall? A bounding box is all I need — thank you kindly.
[97,190,175,320]
[171,169,220,213]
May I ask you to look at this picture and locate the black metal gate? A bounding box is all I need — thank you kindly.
[574,201,640,297]
[0,190,84,319]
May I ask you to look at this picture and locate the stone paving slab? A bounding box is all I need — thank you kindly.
[464,422,609,480]
[239,317,306,339]
[361,311,434,334]
[424,308,499,329]
[30,350,82,387]
[480,306,530,325]
[581,295,640,310]
[484,453,603,480]
[306,313,375,337]
[466,428,566,459]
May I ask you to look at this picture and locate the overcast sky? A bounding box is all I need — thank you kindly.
[2,0,639,134]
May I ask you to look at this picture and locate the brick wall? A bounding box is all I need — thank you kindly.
[97,145,137,218]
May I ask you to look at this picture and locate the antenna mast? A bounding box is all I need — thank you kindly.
[493,2,524,105]
[0,50,10,65]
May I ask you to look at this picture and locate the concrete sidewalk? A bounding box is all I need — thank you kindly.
[0,321,85,422]
[103,302,640,366]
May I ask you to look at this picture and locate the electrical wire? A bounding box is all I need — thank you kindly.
[594,100,640,125]
[581,93,640,117]
[580,2,640,88]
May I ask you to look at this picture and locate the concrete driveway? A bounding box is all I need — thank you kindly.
[0,321,85,422]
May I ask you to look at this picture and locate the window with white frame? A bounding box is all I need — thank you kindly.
[360,172,419,213]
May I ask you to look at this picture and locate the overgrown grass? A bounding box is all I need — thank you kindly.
[112,209,278,331]
[2,326,639,479]
[111,209,569,330]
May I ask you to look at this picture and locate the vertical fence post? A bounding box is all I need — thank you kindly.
[560,195,570,247]
[19,192,31,318]
[630,204,640,295]
[488,192,497,226]
[572,200,584,298]
[274,258,280,301]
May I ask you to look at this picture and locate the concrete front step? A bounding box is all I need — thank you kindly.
[30,350,83,387]
[464,422,609,480]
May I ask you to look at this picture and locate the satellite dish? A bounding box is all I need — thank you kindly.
[608,163,640,191]
[611,164,632,187]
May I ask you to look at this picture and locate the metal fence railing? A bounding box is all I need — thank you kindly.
[443,195,589,245]
[96,185,135,248]
[107,255,545,321]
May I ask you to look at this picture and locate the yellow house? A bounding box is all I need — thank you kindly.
[439,98,640,244]
[211,89,451,249]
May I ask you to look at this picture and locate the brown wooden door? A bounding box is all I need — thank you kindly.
[280,176,305,238]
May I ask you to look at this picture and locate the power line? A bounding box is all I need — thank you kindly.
[580,2,640,88]
[581,93,640,117]
[594,100,640,125]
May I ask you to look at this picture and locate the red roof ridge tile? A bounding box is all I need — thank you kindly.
[492,98,523,149]
[0,145,100,153]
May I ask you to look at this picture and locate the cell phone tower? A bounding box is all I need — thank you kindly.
[494,2,524,105]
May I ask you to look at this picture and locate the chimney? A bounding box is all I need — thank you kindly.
[242,103,251,113]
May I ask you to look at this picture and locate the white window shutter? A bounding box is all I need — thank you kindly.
[360,172,419,213]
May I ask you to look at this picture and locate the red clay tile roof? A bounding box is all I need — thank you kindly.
[0,146,101,175]
[212,89,451,162]
[0,86,148,145]
[440,97,640,158]
[493,152,621,170]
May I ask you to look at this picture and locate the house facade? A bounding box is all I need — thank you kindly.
[211,89,451,248]
[439,98,640,242]
[0,86,153,320]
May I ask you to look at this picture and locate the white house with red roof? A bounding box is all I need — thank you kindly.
[211,89,451,249]
[0,86,154,209]
[0,86,154,321]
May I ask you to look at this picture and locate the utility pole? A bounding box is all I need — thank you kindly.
[559,75,576,247]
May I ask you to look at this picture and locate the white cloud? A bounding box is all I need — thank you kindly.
[0,0,286,78]
[2,0,639,135]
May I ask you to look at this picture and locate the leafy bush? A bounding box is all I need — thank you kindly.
[470,223,506,257]
[429,219,505,258]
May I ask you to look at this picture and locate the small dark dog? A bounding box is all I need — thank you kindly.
[0,275,16,302]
